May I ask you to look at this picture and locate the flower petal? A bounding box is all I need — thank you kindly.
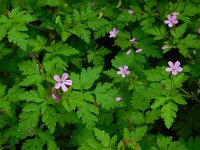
[119,66,123,71]
[166,67,172,72]
[174,61,180,68]
[168,22,173,27]
[61,85,68,92]
[125,70,130,74]
[164,20,170,24]
[61,73,69,81]
[168,61,174,68]
[52,93,60,101]
[176,67,183,72]
[64,80,72,85]
[121,73,125,78]
[116,97,123,101]
[54,83,61,89]
[117,71,122,75]
[54,75,60,82]
[124,66,128,71]
[172,70,178,75]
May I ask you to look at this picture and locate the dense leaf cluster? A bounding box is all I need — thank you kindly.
[0,0,200,149]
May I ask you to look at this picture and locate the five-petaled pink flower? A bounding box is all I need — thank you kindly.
[54,73,72,92]
[164,14,178,28]
[117,66,130,78]
[109,28,119,38]
[166,61,183,75]
[116,97,123,101]
[130,38,137,44]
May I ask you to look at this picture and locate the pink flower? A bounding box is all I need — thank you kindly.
[109,28,119,38]
[116,97,123,101]
[54,73,72,92]
[126,49,132,55]
[117,66,130,78]
[166,61,183,75]
[130,38,137,44]
[164,15,178,28]
[162,45,170,50]
[136,48,143,53]
[128,9,135,14]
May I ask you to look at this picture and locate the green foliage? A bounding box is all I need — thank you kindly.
[0,8,36,50]
[0,0,199,149]
[71,67,102,90]
[19,103,40,131]
[150,135,188,150]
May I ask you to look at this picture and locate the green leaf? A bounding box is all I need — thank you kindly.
[93,127,110,147]
[19,90,44,103]
[161,102,178,129]
[77,102,99,128]
[18,60,43,86]
[8,25,29,50]
[187,137,200,150]
[150,135,188,150]
[22,138,43,150]
[171,23,187,39]
[145,110,160,124]
[19,103,40,131]
[41,104,57,133]
[19,60,40,75]
[144,67,168,81]
[94,83,119,110]
[28,35,47,52]
[127,111,145,125]
[146,26,166,40]
[71,67,102,90]
[151,96,166,109]
[37,0,60,6]
[131,126,147,142]
[0,42,12,59]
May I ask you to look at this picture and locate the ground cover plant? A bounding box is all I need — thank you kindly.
[0,0,200,149]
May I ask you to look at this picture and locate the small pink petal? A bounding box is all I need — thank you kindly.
[121,73,125,78]
[61,85,68,92]
[168,61,174,68]
[172,70,178,75]
[168,23,173,27]
[164,20,170,24]
[126,49,131,55]
[125,70,130,74]
[55,83,61,89]
[52,93,60,101]
[166,67,172,72]
[128,9,135,14]
[54,75,60,82]
[119,66,123,71]
[176,67,182,72]
[124,66,128,70]
[136,49,143,53]
[116,97,123,101]
[172,12,179,16]
[174,61,180,68]
[64,80,72,85]
[61,73,68,81]
[117,71,123,75]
